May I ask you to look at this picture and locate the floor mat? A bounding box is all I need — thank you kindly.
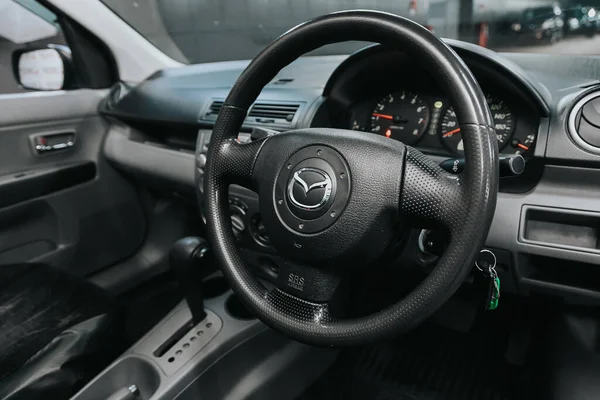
[299,313,530,400]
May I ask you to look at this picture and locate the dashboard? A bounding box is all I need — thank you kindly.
[100,39,600,307]
[310,46,542,161]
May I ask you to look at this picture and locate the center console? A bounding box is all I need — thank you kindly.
[71,237,337,400]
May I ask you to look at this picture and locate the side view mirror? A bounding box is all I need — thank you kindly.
[12,45,75,91]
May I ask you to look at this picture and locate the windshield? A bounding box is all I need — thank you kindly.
[524,7,554,20]
[101,0,600,64]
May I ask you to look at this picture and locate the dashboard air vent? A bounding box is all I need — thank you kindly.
[271,78,294,85]
[199,100,225,122]
[199,99,303,126]
[207,100,224,117]
[247,102,300,124]
[568,91,600,154]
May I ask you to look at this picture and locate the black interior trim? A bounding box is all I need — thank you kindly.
[447,39,551,117]
[40,0,119,88]
[0,162,97,209]
[323,42,551,117]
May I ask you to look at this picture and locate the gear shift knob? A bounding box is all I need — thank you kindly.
[170,237,210,324]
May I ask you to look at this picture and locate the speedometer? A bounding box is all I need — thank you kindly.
[439,94,514,154]
[370,91,430,145]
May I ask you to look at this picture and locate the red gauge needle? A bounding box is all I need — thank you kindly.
[372,113,394,120]
[517,143,529,151]
[443,128,461,138]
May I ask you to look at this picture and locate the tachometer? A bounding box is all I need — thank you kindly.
[370,91,430,145]
[440,94,514,154]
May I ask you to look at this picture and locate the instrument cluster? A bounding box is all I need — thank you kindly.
[349,90,536,156]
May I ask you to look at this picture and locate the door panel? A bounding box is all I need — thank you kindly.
[0,89,145,276]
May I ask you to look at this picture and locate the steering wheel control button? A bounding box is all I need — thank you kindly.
[228,198,248,239]
[250,214,271,247]
[274,145,351,234]
[439,158,465,174]
[418,229,446,256]
[440,154,524,177]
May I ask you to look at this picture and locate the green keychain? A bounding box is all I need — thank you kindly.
[476,249,501,311]
[488,275,500,311]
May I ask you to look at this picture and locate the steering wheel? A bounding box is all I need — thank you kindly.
[199,10,498,347]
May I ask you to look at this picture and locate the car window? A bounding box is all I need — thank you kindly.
[525,7,552,19]
[101,0,599,64]
[0,0,67,94]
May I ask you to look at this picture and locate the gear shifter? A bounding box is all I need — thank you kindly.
[170,237,210,323]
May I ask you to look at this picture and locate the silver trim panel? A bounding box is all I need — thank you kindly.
[567,90,600,155]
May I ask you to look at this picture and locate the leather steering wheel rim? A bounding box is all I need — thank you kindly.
[200,10,498,347]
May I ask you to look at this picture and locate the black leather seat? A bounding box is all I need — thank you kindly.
[0,263,122,400]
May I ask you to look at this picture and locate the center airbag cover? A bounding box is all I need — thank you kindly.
[275,146,350,233]
[253,128,405,265]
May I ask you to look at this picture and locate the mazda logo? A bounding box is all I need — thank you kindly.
[287,167,332,210]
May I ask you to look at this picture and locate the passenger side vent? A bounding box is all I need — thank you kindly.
[247,102,300,124]
[568,91,600,154]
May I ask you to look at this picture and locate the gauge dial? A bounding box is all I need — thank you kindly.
[440,108,463,152]
[510,134,536,155]
[370,91,430,145]
[440,94,514,154]
[351,119,363,131]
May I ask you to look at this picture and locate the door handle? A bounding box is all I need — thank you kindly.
[31,132,75,155]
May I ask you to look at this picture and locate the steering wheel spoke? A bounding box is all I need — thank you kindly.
[213,138,266,189]
[400,147,465,231]
[275,261,344,304]
[257,261,348,330]
[204,104,267,190]
[263,289,336,328]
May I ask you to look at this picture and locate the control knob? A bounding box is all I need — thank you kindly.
[228,198,248,238]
